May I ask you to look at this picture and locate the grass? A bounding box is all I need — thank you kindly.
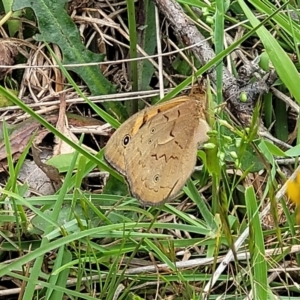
[0,0,300,299]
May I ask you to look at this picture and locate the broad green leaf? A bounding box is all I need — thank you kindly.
[285,144,300,157]
[263,140,287,157]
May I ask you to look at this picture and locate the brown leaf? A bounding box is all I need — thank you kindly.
[0,120,41,161]
[32,143,62,184]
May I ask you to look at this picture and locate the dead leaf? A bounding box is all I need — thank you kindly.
[32,143,61,184]
[0,120,41,161]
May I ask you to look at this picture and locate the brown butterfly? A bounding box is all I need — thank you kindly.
[104,93,210,205]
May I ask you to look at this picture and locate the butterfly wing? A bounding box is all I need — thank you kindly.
[104,97,191,175]
[104,112,141,175]
[125,99,209,205]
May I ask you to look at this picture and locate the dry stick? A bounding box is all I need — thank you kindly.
[154,0,276,124]
[155,5,165,99]
[0,89,189,113]
[271,86,300,113]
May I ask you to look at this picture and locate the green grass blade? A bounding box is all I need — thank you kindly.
[245,186,268,300]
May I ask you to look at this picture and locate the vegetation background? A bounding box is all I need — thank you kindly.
[0,0,300,299]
